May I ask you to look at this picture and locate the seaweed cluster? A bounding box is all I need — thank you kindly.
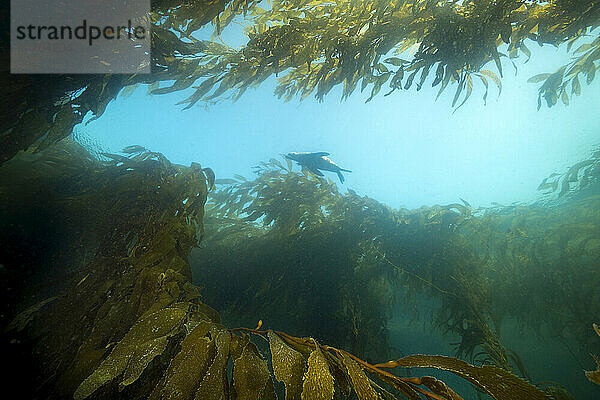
[3,1,600,165]
[193,157,600,397]
[158,0,600,109]
[1,139,212,397]
[537,147,600,199]
[195,160,505,366]
[1,141,584,400]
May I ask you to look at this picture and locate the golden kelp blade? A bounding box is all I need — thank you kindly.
[419,376,463,400]
[338,351,380,400]
[375,355,550,400]
[74,307,187,400]
[302,341,335,400]
[586,323,600,385]
[194,328,232,400]
[232,338,277,400]
[268,331,305,400]
[585,355,600,386]
[148,321,217,400]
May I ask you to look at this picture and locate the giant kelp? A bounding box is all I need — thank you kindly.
[0,0,257,164]
[1,139,213,397]
[536,147,600,199]
[197,162,411,360]
[1,141,566,400]
[154,0,600,109]
[3,1,600,165]
[193,157,600,398]
[194,160,510,367]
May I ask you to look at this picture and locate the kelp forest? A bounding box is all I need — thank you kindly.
[1,1,600,400]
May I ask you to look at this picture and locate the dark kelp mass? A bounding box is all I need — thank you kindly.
[1,1,600,399]
[2,1,600,163]
[2,141,599,399]
[194,158,600,385]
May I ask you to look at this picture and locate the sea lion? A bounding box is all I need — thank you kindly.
[284,152,351,183]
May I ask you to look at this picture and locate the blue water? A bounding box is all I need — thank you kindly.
[78,21,600,210]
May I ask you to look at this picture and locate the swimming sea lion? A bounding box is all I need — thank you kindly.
[284,152,351,183]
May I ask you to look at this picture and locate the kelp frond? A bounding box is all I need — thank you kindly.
[3,1,600,164]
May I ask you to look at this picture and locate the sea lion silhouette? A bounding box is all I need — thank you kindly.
[284,152,351,183]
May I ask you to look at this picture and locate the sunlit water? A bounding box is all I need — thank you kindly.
[78,24,600,210]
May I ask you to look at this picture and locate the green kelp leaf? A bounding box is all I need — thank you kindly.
[384,57,408,66]
[432,63,444,87]
[375,63,389,73]
[147,81,159,95]
[589,47,600,63]
[152,78,198,96]
[479,70,502,97]
[520,43,531,63]
[270,158,285,170]
[179,76,218,110]
[451,75,465,108]
[120,84,139,99]
[148,321,217,400]
[454,74,473,111]
[122,145,146,154]
[194,328,231,400]
[572,75,581,95]
[416,63,432,90]
[586,64,596,85]
[37,107,78,151]
[390,355,550,400]
[493,51,503,78]
[338,352,379,400]
[215,179,239,185]
[476,75,489,105]
[74,307,186,400]
[561,90,569,106]
[528,73,551,83]
[404,70,417,90]
[232,337,276,400]
[7,296,58,333]
[301,342,334,400]
[206,74,236,101]
[269,332,305,400]
[435,65,451,100]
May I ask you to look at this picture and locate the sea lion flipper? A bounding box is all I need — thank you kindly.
[309,167,324,177]
[336,171,345,183]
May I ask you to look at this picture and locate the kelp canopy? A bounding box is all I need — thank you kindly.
[2,0,600,162]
